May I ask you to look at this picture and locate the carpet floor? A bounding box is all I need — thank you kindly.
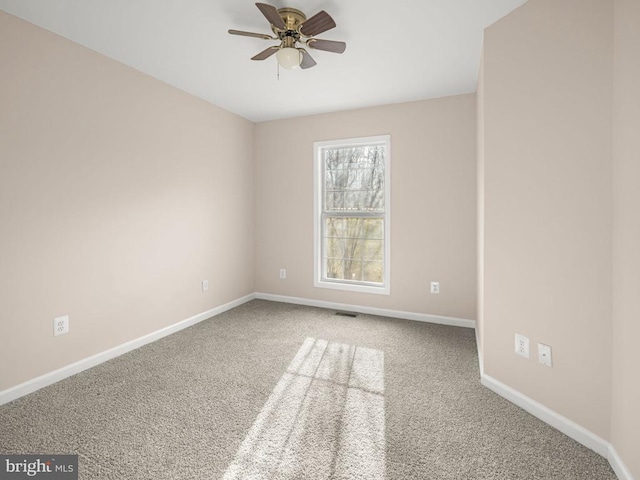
[0,300,617,479]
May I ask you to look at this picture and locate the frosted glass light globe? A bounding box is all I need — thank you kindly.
[276,47,301,69]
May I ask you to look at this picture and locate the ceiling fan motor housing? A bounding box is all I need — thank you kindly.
[272,7,306,48]
[275,8,306,32]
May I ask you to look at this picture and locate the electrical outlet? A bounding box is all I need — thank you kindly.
[515,334,529,358]
[430,281,440,294]
[54,315,69,336]
[538,343,553,367]
[279,268,286,279]
[202,280,209,292]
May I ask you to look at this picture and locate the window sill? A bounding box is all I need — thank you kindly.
[314,279,390,295]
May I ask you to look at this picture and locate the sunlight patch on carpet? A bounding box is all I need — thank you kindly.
[222,337,385,479]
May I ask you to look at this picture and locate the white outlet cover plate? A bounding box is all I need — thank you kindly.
[515,333,530,358]
[54,315,69,336]
[202,280,209,292]
[538,343,553,367]
[280,269,286,279]
[430,281,440,294]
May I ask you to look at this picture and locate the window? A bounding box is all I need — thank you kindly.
[314,135,390,294]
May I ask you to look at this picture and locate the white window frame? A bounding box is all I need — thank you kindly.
[313,135,391,295]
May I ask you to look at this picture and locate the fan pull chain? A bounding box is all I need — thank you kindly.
[277,61,280,81]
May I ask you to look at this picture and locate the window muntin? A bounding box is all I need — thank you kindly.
[314,136,390,294]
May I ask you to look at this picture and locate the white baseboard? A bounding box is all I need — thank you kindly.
[0,293,256,406]
[476,339,635,479]
[255,292,475,329]
[475,327,484,377]
[480,373,610,457]
[608,444,635,480]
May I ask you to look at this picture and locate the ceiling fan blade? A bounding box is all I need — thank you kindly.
[255,3,286,30]
[228,29,274,40]
[299,11,336,37]
[308,39,346,54]
[299,49,317,69]
[251,46,279,61]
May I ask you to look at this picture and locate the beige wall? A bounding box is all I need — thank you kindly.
[254,95,477,320]
[255,95,476,319]
[479,0,613,439]
[612,0,640,476]
[0,11,255,392]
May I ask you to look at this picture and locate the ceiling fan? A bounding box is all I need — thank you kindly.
[228,3,346,70]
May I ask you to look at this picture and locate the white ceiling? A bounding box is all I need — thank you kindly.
[0,0,527,122]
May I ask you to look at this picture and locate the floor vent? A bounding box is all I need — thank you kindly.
[335,311,357,318]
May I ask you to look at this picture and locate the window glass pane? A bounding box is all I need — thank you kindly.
[325,191,345,211]
[326,258,344,279]
[344,191,363,211]
[323,217,383,284]
[323,145,385,213]
[363,261,384,283]
[325,217,345,238]
[343,260,363,282]
[362,218,384,240]
[325,236,344,259]
[362,239,384,261]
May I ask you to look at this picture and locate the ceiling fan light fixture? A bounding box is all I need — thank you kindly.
[276,47,301,69]
[229,4,346,70]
